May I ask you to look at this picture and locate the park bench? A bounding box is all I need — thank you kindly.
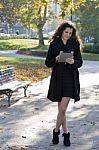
[0,67,31,106]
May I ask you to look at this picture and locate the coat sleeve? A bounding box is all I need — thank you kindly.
[45,42,57,68]
[74,42,83,68]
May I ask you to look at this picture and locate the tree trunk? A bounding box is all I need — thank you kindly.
[37,5,47,47]
[38,26,45,47]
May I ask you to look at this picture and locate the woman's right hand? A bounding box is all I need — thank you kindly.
[56,55,60,61]
[56,51,62,61]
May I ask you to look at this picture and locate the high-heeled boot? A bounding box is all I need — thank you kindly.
[62,132,71,146]
[52,128,60,144]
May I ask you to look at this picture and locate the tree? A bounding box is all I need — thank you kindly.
[19,0,86,46]
[0,0,21,26]
[55,0,86,19]
[19,0,48,47]
[77,0,99,44]
[0,0,86,47]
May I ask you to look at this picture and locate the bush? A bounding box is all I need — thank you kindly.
[83,43,99,54]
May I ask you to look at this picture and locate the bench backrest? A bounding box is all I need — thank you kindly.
[0,67,15,85]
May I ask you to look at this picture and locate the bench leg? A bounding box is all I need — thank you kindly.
[23,86,28,97]
[8,95,11,107]
[6,92,12,107]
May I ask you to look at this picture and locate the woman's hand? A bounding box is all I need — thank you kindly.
[56,51,62,61]
[56,55,60,61]
[66,57,74,64]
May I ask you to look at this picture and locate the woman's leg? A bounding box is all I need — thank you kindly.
[62,116,67,133]
[52,97,70,145]
[58,103,67,133]
[55,97,70,132]
[58,102,68,133]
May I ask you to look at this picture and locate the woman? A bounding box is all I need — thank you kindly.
[45,21,83,146]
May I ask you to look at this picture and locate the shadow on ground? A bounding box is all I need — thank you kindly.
[0,83,99,150]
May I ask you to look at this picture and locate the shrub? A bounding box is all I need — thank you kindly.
[83,43,99,54]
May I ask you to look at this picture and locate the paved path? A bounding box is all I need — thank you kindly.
[0,50,45,60]
[0,60,99,150]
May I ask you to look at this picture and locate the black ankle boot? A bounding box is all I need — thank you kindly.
[62,132,71,146]
[52,129,60,144]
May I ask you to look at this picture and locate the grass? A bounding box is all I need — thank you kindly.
[82,52,99,61]
[0,39,49,50]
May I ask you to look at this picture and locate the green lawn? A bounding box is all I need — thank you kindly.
[0,57,44,68]
[0,39,49,50]
[82,53,99,61]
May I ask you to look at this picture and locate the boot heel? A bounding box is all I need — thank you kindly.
[52,128,60,144]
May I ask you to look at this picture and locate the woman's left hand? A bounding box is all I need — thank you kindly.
[66,58,74,64]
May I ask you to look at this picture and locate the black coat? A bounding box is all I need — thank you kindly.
[45,37,83,103]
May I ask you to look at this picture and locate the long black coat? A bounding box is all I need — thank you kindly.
[45,37,83,103]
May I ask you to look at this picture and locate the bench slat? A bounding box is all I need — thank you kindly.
[0,80,31,91]
[0,67,15,85]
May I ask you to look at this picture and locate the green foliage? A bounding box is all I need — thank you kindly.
[0,0,21,25]
[55,0,86,18]
[78,0,99,43]
[0,0,86,47]
[18,0,49,46]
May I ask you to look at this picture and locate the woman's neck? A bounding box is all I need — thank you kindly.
[61,38,67,45]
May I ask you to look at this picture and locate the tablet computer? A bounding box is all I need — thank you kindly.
[58,52,73,62]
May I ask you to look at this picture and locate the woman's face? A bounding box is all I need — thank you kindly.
[61,27,73,41]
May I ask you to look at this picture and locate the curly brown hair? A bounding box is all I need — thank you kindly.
[51,21,80,43]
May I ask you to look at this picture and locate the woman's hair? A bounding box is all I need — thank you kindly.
[50,21,80,42]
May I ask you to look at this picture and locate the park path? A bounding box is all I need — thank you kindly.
[0,57,99,149]
[0,50,44,60]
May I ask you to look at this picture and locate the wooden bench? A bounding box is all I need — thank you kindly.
[0,67,31,106]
